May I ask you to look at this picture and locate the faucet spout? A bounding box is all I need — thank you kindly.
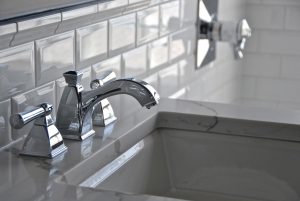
[82,78,159,111]
[56,71,160,141]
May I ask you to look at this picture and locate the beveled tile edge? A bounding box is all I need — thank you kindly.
[18,13,62,31]
[0,41,34,58]
[0,23,17,36]
[62,4,98,21]
[35,29,75,45]
[98,0,129,11]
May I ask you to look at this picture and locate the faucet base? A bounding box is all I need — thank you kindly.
[20,122,68,159]
[93,99,117,127]
[21,144,68,159]
[62,129,95,141]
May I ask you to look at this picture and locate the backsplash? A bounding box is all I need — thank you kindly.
[0,0,199,149]
[240,0,300,109]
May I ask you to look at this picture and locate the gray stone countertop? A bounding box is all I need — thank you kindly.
[1,98,300,201]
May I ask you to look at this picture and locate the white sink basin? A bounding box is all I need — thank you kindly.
[59,108,300,201]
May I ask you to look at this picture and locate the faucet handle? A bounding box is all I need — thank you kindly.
[10,104,49,129]
[237,19,251,41]
[90,71,116,89]
[90,71,117,127]
[10,103,67,158]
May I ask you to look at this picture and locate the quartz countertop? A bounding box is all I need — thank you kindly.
[1,98,300,201]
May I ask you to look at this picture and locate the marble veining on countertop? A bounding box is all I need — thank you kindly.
[1,98,300,201]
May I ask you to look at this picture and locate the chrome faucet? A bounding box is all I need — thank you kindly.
[56,71,160,141]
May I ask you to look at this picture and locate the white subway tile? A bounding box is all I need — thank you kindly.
[0,23,16,36]
[148,37,169,69]
[129,0,146,4]
[244,29,260,53]
[285,5,300,31]
[246,4,285,30]
[62,5,97,20]
[137,6,159,45]
[219,0,246,21]
[258,30,300,55]
[256,78,300,102]
[0,43,35,101]
[180,0,197,28]
[243,53,281,77]
[98,0,128,11]
[123,45,147,77]
[260,0,300,6]
[35,31,75,86]
[160,1,180,36]
[241,76,257,99]
[281,55,300,79]
[76,21,108,69]
[277,101,300,110]
[92,56,122,78]
[109,14,136,56]
[158,64,179,97]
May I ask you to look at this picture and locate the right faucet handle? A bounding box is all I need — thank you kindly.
[90,71,117,127]
[90,71,116,89]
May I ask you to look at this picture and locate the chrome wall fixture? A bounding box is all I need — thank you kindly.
[196,0,252,68]
[9,103,67,158]
[200,17,252,59]
[196,0,218,68]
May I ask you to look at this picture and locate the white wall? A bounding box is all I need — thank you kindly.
[240,0,300,110]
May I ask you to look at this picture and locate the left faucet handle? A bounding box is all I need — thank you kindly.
[10,103,68,159]
[10,105,46,129]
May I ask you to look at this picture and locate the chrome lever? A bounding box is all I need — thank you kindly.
[10,103,67,158]
[199,17,252,59]
[90,71,117,127]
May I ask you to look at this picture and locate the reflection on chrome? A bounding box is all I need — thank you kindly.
[0,116,5,129]
[197,39,210,67]
[199,1,212,22]
[80,140,144,188]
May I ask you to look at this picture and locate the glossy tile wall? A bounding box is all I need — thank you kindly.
[0,0,199,149]
[174,0,246,104]
[240,0,300,110]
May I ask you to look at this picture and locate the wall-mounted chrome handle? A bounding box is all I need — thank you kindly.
[10,103,52,129]
[199,17,252,59]
[10,103,67,158]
